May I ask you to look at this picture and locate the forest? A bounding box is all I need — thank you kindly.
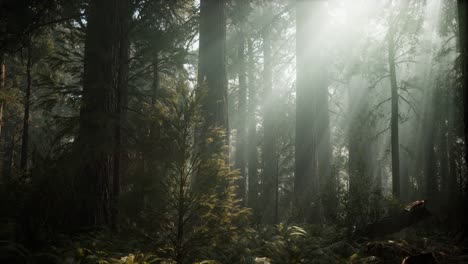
[1,0,468,263]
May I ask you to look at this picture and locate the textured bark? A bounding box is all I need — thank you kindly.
[112,0,130,229]
[261,25,277,225]
[247,38,258,213]
[295,0,326,223]
[388,28,401,199]
[195,0,228,190]
[20,41,32,171]
[197,0,228,145]
[235,31,247,202]
[74,0,130,228]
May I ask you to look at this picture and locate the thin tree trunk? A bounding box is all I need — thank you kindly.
[20,41,32,171]
[235,30,247,202]
[457,0,468,240]
[0,55,4,141]
[440,102,449,200]
[148,51,160,176]
[388,28,400,199]
[447,87,458,202]
[247,38,258,214]
[261,24,277,225]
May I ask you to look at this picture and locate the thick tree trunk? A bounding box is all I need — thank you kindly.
[316,43,332,222]
[20,41,32,171]
[347,78,373,228]
[261,25,277,225]
[235,30,247,202]
[388,28,401,199]
[112,0,130,229]
[74,0,130,228]
[197,0,228,148]
[247,38,258,214]
[195,0,228,190]
[295,0,326,223]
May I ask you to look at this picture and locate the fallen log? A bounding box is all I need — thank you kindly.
[356,200,432,238]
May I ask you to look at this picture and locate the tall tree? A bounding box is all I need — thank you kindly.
[295,0,326,223]
[73,0,130,228]
[457,0,468,239]
[235,31,247,200]
[0,54,4,140]
[247,38,259,214]
[387,24,401,199]
[195,0,228,187]
[261,21,277,224]
[20,40,32,171]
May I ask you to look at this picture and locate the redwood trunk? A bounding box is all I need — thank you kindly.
[20,41,32,171]
[388,28,401,199]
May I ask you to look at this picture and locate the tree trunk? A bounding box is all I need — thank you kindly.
[424,118,437,199]
[247,38,258,215]
[457,0,468,240]
[112,0,130,229]
[235,30,247,202]
[295,0,326,223]
[73,0,130,228]
[439,95,449,200]
[195,0,228,190]
[347,78,372,228]
[388,28,401,199]
[261,24,277,225]
[0,54,4,141]
[197,0,228,148]
[148,51,160,176]
[20,41,32,171]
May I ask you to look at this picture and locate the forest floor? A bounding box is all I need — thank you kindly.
[2,219,468,264]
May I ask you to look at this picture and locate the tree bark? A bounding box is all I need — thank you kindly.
[112,0,130,229]
[295,0,326,223]
[197,0,228,147]
[73,0,130,228]
[235,30,247,202]
[195,0,228,190]
[247,38,258,214]
[261,24,277,225]
[388,27,401,199]
[20,40,32,171]
[347,78,373,227]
